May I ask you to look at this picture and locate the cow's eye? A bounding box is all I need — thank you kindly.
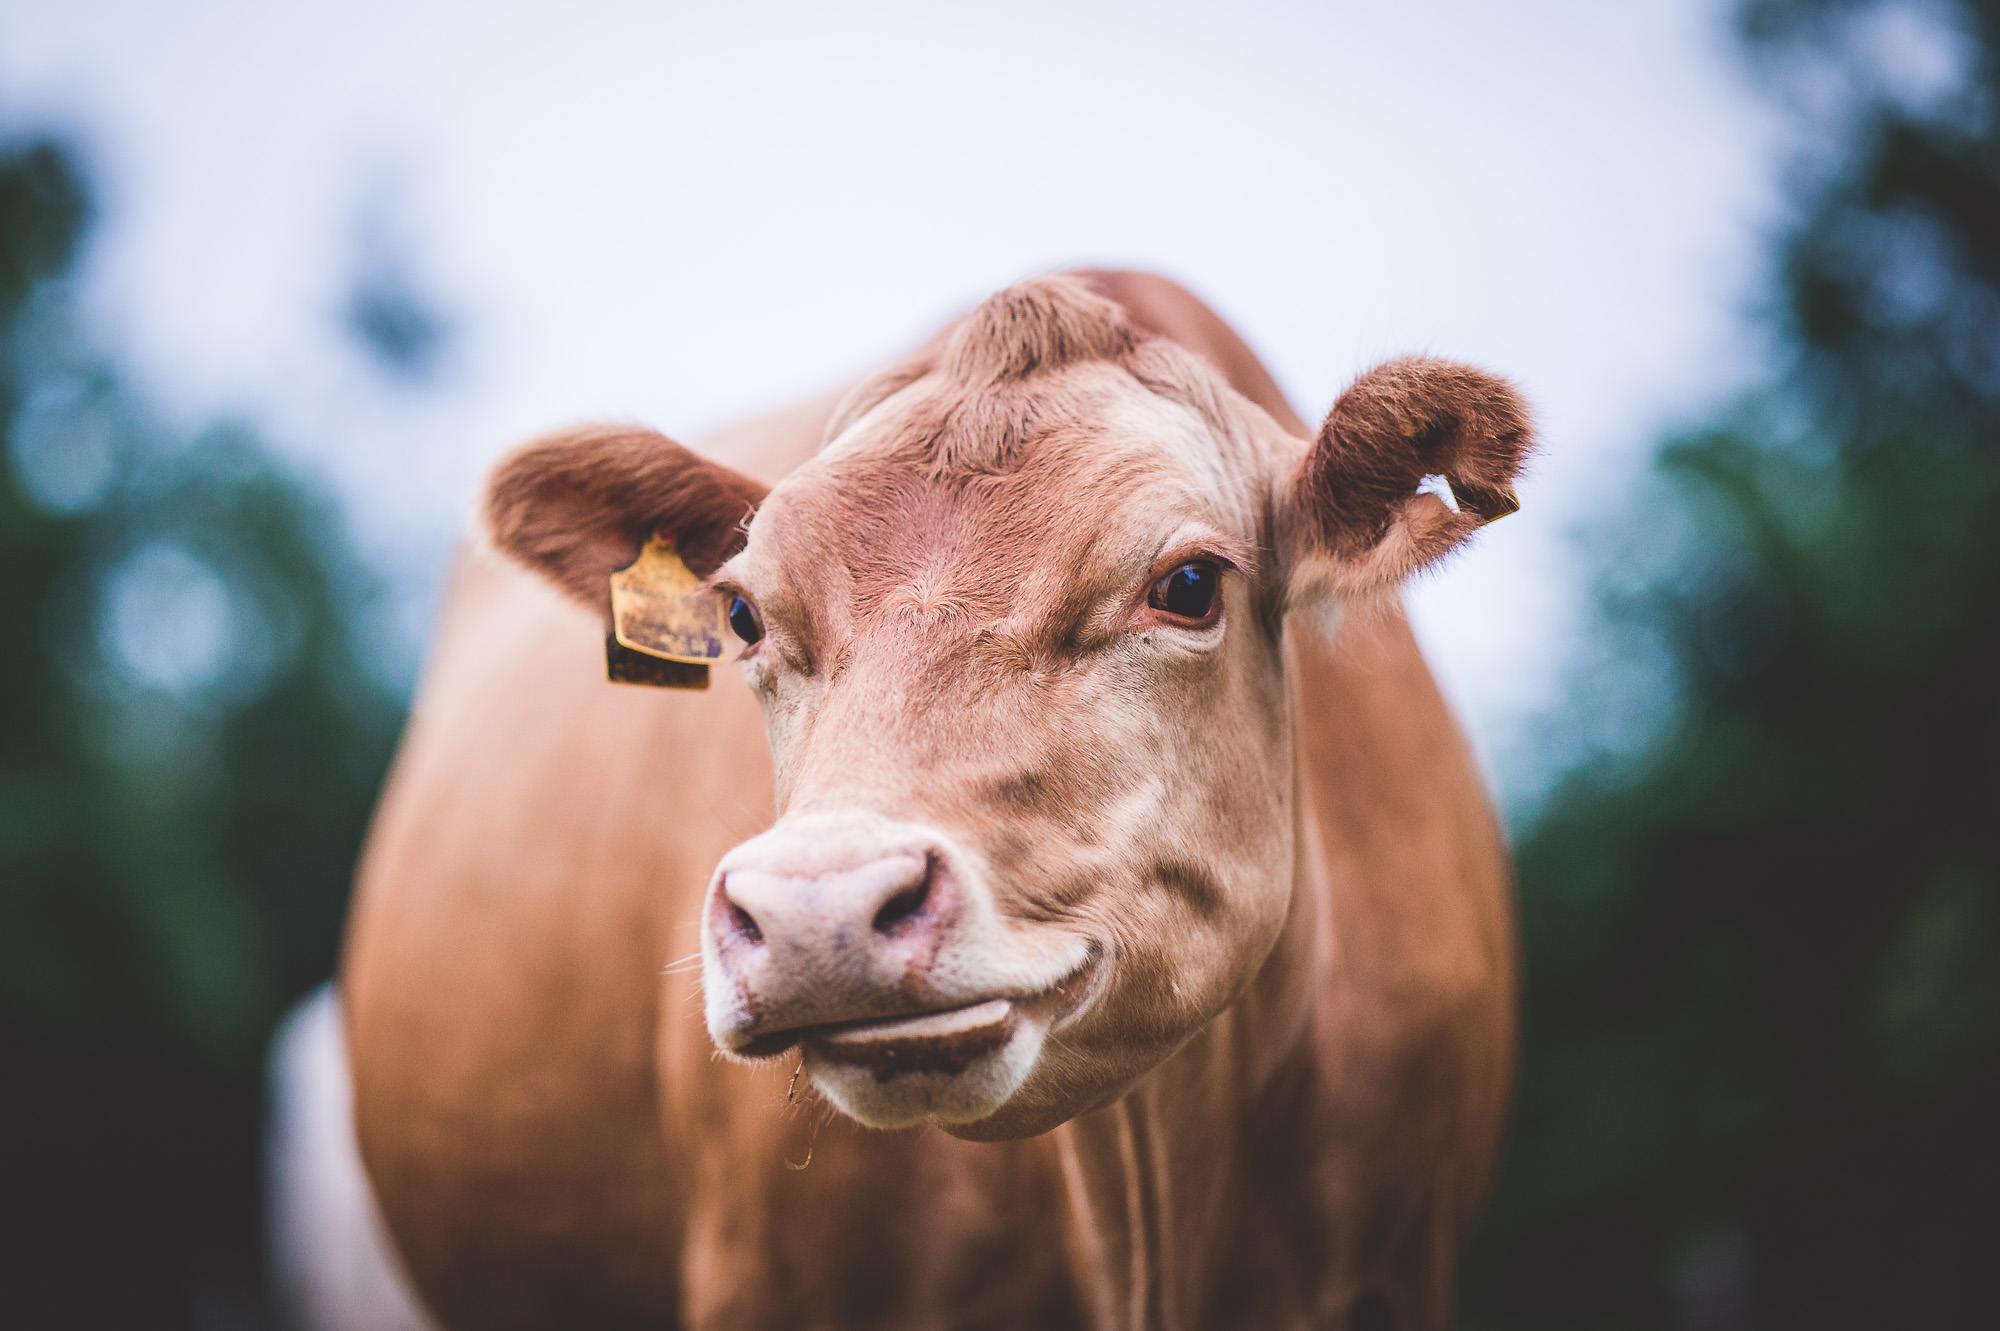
[728,595,763,645]
[1150,562,1220,622]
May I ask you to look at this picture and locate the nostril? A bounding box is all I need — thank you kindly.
[728,902,764,945]
[872,880,930,934]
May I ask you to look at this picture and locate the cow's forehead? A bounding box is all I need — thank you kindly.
[752,362,1265,588]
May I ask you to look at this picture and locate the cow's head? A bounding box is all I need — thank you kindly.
[486,278,1530,1139]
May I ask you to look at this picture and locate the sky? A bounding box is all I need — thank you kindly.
[0,0,1785,797]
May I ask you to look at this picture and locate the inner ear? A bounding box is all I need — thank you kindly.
[484,424,768,618]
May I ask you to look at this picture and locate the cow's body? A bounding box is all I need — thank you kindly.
[340,275,1517,1330]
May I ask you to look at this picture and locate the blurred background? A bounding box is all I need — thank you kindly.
[0,0,1993,1327]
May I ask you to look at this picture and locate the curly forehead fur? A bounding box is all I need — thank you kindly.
[821,276,1254,478]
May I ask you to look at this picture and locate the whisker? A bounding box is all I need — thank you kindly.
[785,1100,830,1171]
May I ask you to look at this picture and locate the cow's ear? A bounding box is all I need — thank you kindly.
[1280,356,1533,617]
[484,424,768,618]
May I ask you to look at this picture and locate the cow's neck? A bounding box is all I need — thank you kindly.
[1051,718,1327,1330]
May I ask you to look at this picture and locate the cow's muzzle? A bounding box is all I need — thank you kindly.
[698,811,1092,1127]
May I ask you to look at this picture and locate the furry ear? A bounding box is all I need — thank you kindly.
[484,424,768,618]
[1283,356,1533,610]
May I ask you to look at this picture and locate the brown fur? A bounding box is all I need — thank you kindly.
[939,277,1139,385]
[484,425,769,617]
[1285,358,1532,604]
[1072,269,1310,435]
[345,271,1528,1330]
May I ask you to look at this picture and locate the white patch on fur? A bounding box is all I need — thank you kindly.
[267,985,440,1331]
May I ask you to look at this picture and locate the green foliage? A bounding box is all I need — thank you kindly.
[0,136,405,1326]
[1463,2,2000,1326]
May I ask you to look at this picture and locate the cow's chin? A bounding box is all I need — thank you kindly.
[800,1001,1051,1132]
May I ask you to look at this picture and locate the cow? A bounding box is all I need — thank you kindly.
[317,271,1529,1331]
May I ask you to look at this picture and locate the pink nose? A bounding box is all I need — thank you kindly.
[702,825,987,1054]
[712,852,943,962]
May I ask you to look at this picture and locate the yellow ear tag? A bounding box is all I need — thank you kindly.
[605,536,725,690]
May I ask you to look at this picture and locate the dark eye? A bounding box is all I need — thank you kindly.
[1150,562,1220,622]
[728,595,763,645]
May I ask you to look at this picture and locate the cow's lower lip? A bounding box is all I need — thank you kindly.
[804,999,1017,1080]
[729,1002,1009,1062]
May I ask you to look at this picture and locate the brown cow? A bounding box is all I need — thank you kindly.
[331,272,1528,1330]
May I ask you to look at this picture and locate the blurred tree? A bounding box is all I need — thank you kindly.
[1462,1,2000,1327]
[0,136,405,1327]
[344,180,456,386]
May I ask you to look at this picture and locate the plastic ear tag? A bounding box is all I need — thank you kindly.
[605,536,724,690]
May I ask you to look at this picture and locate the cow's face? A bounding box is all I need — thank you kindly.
[487,278,1529,1139]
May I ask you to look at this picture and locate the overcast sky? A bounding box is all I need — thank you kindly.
[0,0,1785,797]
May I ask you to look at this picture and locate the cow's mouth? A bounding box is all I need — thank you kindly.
[730,998,1015,1071]
[727,944,1103,1070]
[711,949,1104,1130]
[806,999,1017,1080]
